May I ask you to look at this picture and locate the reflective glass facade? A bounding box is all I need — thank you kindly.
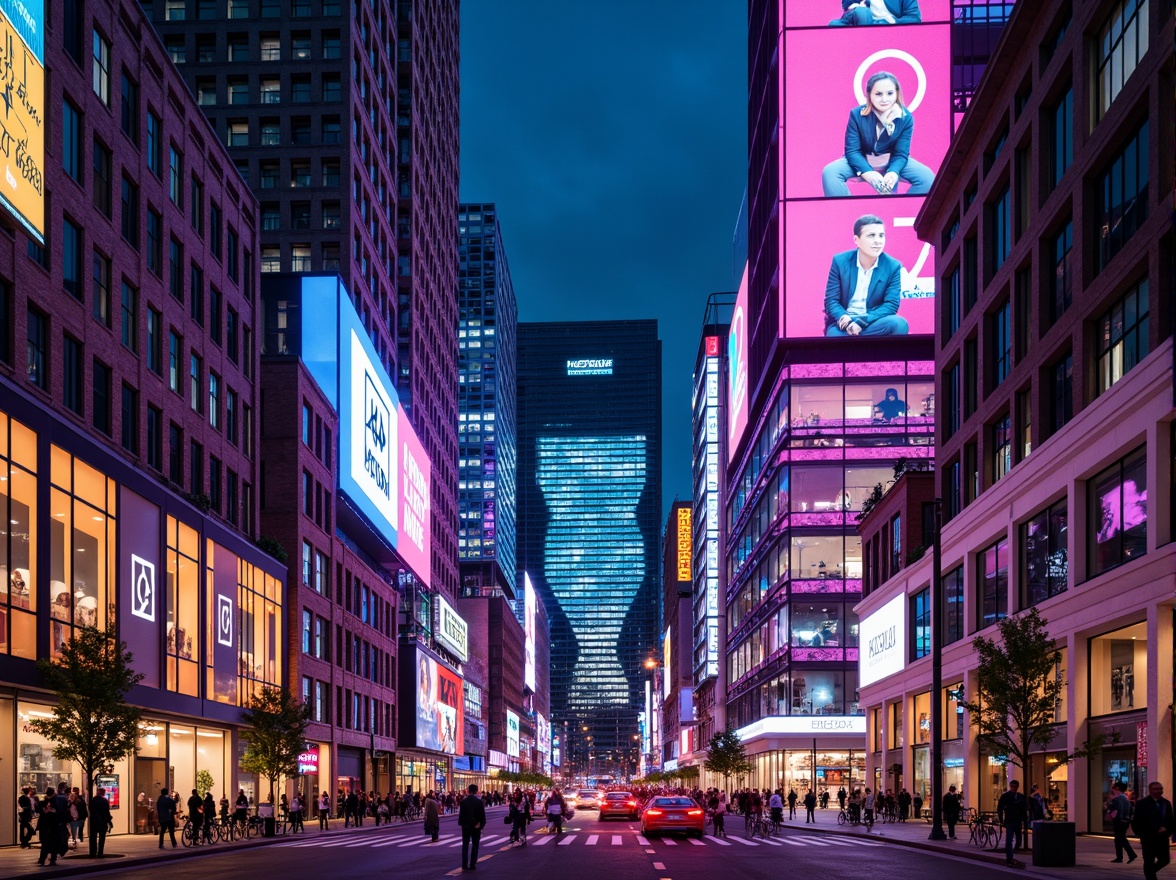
[518,321,661,762]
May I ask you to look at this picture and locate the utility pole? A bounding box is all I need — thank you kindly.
[928,498,947,841]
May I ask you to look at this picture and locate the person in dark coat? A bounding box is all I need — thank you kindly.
[18,786,35,848]
[89,787,112,857]
[997,780,1028,866]
[829,0,922,26]
[36,787,61,866]
[1132,781,1173,880]
[423,791,442,842]
[457,784,487,870]
[156,788,178,848]
[942,784,961,839]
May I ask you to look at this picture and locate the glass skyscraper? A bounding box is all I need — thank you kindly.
[518,321,662,772]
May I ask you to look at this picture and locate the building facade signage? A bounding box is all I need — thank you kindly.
[436,594,469,662]
[566,358,614,376]
[858,594,906,687]
[736,715,868,740]
[298,745,320,775]
[676,506,692,581]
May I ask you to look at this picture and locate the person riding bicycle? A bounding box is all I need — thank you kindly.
[769,790,784,826]
[202,792,216,842]
[863,788,876,829]
[544,789,568,834]
[233,790,249,832]
[848,789,862,824]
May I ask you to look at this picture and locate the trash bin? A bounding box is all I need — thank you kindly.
[258,803,276,837]
[1031,821,1075,867]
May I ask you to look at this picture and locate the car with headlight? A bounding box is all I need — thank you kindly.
[599,791,640,820]
[575,790,603,810]
[640,796,705,838]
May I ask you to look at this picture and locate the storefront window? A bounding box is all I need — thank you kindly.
[48,448,116,656]
[944,682,965,740]
[1,414,38,658]
[1090,622,1146,715]
[890,702,903,749]
[913,692,931,744]
[167,517,200,696]
[237,554,283,701]
[791,602,844,646]
[870,706,882,752]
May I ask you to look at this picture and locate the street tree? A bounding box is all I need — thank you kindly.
[704,727,753,789]
[960,609,1107,774]
[240,686,312,805]
[29,626,144,858]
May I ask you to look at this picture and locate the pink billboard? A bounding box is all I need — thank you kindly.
[727,263,750,459]
[783,0,951,29]
[783,197,935,337]
[397,408,432,586]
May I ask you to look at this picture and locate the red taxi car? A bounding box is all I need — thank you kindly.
[599,791,640,820]
[639,796,705,838]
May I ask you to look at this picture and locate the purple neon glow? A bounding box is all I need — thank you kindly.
[728,263,750,459]
[791,647,846,663]
[1097,481,1148,543]
[792,579,848,595]
[845,361,909,377]
[782,0,951,29]
[397,408,432,585]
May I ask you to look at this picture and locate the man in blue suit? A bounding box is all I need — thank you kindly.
[824,214,909,336]
[830,0,922,26]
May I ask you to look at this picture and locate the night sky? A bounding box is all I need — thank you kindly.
[459,3,748,521]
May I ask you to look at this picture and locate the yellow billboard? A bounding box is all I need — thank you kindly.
[676,506,692,582]
[0,0,45,244]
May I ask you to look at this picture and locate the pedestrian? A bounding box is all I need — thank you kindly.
[37,786,61,867]
[345,790,359,828]
[424,790,442,842]
[290,791,304,833]
[713,791,728,837]
[18,786,35,849]
[820,789,830,810]
[508,791,528,846]
[202,792,216,842]
[942,784,960,839]
[89,786,112,857]
[1108,782,1138,863]
[912,791,924,821]
[804,789,818,823]
[157,788,178,848]
[838,786,847,812]
[318,791,331,830]
[234,789,249,833]
[457,784,486,871]
[997,779,1028,866]
[69,787,88,846]
[1027,783,1048,848]
[545,788,568,834]
[787,787,798,820]
[187,788,204,841]
[898,787,911,821]
[1132,781,1172,880]
[863,788,876,830]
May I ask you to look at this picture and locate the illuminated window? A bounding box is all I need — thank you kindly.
[1088,448,1146,576]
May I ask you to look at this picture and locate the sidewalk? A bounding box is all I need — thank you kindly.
[0,807,507,879]
[785,809,1140,879]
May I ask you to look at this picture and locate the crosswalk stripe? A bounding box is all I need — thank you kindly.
[611,835,623,846]
[811,837,859,847]
[585,835,599,845]
[758,837,783,846]
[793,836,832,846]
[530,835,554,846]
[704,835,731,846]
[687,838,706,846]
[777,836,807,846]
[557,835,577,846]
[636,835,651,846]
[662,838,678,846]
[726,835,759,846]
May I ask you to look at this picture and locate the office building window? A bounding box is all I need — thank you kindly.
[911,586,930,660]
[63,0,84,60]
[190,176,204,236]
[1096,279,1150,395]
[1022,498,1067,607]
[190,353,202,412]
[189,440,203,495]
[1047,87,1072,190]
[169,239,183,301]
[1089,447,1147,576]
[1050,353,1073,434]
[1096,120,1149,273]
[92,140,112,216]
[1095,0,1150,121]
[120,281,137,352]
[27,307,46,389]
[944,266,960,338]
[63,336,83,415]
[146,208,162,275]
[208,457,221,512]
[190,264,203,325]
[987,185,1011,276]
[146,110,161,177]
[62,100,82,182]
[209,286,222,345]
[169,145,183,206]
[1014,266,1030,361]
[121,384,139,453]
[1050,220,1073,321]
[978,536,1008,629]
[1016,388,1032,462]
[120,70,138,142]
[121,176,139,247]
[147,405,162,470]
[990,298,1010,387]
[168,423,183,484]
[92,252,111,327]
[302,610,312,654]
[62,218,82,300]
[226,470,238,525]
[209,372,220,429]
[210,202,222,260]
[168,330,181,392]
[92,360,111,435]
[991,413,1011,483]
[92,30,110,104]
[227,308,239,363]
[226,388,237,444]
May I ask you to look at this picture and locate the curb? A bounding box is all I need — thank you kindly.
[776,819,1027,869]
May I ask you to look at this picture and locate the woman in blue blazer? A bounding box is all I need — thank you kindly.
[821,71,936,196]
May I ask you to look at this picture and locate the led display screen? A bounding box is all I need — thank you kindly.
[780,11,951,338]
[727,263,749,456]
[506,710,520,758]
[858,593,906,687]
[524,574,537,693]
[0,0,45,243]
[409,648,464,755]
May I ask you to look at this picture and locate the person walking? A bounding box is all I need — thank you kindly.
[18,786,35,849]
[1108,782,1138,863]
[804,789,818,823]
[457,784,486,871]
[898,788,911,822]
[1132,781,1173,880]
[318,791,331,830]
[838,786,848,813]
[157,788,178,849]
[787,788,798,820]
[344,790,359,828]
[234,789,249,833]
[424,790,442,842]
[89,787,112,857]
[36,787,61,867]
[202,792,217,842]
[187,789,204,842]
[508,791,528,846]
[942,784,961,839]
[290,792,305,833]
[69,787,88,847]
[997,779,1028,866]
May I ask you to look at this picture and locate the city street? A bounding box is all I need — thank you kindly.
[2,807,1145,880]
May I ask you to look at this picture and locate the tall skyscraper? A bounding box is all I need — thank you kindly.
[144,0,460,599]
[457,204,517,598]
[518,321,662,774]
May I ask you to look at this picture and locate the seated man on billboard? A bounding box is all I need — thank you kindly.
[830,0,922,26]
[824,214,909,337]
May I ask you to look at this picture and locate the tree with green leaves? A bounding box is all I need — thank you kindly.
[240,686,312,804]
[960,609,1106,774]
[29,627,144,858]
[704,727,753,789]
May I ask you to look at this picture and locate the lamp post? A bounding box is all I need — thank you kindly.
[928,498,947,841]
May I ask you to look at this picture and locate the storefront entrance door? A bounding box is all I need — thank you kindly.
[134,758,168,833]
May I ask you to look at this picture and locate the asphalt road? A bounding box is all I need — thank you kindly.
[46,809,1038,880]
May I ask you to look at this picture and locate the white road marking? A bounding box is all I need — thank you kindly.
[653,863,666,870]
[636,835,651,846]
[557,834,577,845]
[726,835,759,846]
[687,838,706,846]
[611,835,623,846]
[704,835,731,846]
[662,838,678,846]
[585,835,599,845]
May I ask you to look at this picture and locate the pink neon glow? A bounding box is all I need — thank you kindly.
[782,26,952,201]
[783,0,951,29]
[727,262,750,459]
[1097,481,1148,543]
[784,197,936,336]
[397,408,432,586]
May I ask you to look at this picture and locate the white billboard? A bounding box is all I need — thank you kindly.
[859,593,906,687]
[506,710,520,758]
[524,574,537,693]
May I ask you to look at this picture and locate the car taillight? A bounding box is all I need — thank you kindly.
[687,809,704,816]
[645,809,663,816]
[627,801,636,807]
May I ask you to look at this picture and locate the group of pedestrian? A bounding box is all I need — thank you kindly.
[21,782,113,865]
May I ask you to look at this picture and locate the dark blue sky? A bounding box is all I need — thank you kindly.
[459,4,748,521]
